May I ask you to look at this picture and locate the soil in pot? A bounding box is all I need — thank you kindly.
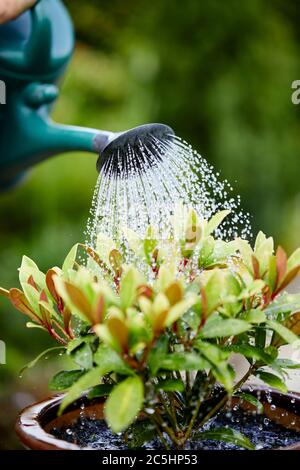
[50,408,300,450]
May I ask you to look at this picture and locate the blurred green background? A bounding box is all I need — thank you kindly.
[0,0,300,448]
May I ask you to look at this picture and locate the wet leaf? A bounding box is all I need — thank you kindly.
[104,376,144,433]
[109,249,123,278]
[59,366,106,414]
[120,268,138,310]
[155,378,185,392]
[275,246,287,286]
[72,343,93,370]
[62,244,79,274]
[255,370,287,393]
[64,281,92,320]
[147,335,168,375]
[195,427,254,450]
[160,352,209,371]
[284,312,300,336]
[20,347,64,376]
[49,370,85,391]
[199,316,252,338]
[165,282,183,306]
[93,294,105,324]
[87,384,113,399]
[278,265,300,292]
[241,309,266,324]
[9,288,40,323]
[107,317,129,351]
[235,392,264,413]
[267,319,299,345]
[94,343,132,375]
[205,210,231,236]
[46,269,62,305]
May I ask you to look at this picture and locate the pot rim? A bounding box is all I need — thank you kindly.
[15,386,300,451]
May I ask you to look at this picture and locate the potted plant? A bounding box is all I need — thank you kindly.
[1,209,300,450]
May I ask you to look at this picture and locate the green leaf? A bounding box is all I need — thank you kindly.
[72,343,93,370]
[264,293,300,315]
[255,370,288,393]
[267,320,299,345]
[198,236,215,268]
[200,316,251,338]
[287,247,300,272]
[120,268,138,310]
[49,370,84,391]
[19,255,45,290]
[155,378,185,392]
[235,392,264,413]
[94,343,133,375]
[59,366,106,414]
[19,346,64,376]
[203,271,223,314]
[147,335,168,375]
[194,341,233,390]
[87,384,114,399]
[272,358,300,370]
[241,309,266,324]
[165,296,196,326]
[160,352,209,371]
[195,427,255,450]
[224,344,273,364]
[62,244,79,274]
[205,210,231,236]
[127,421,156,449]
[104,376,144,433]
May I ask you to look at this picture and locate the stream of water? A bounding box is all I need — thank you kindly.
[86,134,251,257]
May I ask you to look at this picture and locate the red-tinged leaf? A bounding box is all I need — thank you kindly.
[107,317,129,351]
[39,303,52,329]
[80,244,112,277]
[39,290,48,303]
[63,307,72,335]
[153,310,169,333]
[252,255,260,279]
[276,246,287,286]
[284,312,300,336]
[64,281,92,320]
[165,282,183,306]
[201,287,208,317]
[276,265,300,294]
[46,269,61,304]
[28,275,38,291]
[94,295,105,324]
[0,287,10,298]
[9,288,41,324]
[137,285,153,300]
[109,249,123,278]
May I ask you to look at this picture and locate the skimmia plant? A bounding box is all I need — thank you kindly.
[1,209,300,449]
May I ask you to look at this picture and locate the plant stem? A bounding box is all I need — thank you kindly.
[150,415,170,450]
[182,364,257,446]
[153,409,179,447]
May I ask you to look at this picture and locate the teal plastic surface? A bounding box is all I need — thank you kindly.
[0,0,104,189]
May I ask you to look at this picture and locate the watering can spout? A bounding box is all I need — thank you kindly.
[0,80,115,189]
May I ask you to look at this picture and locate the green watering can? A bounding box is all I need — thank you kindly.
[0,0,173,189]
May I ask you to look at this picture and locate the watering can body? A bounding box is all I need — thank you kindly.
[0,0,104,189]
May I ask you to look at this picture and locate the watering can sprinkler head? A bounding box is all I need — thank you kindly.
[95,123,175,176]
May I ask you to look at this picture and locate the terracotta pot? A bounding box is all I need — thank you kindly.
[16,387,300,450]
